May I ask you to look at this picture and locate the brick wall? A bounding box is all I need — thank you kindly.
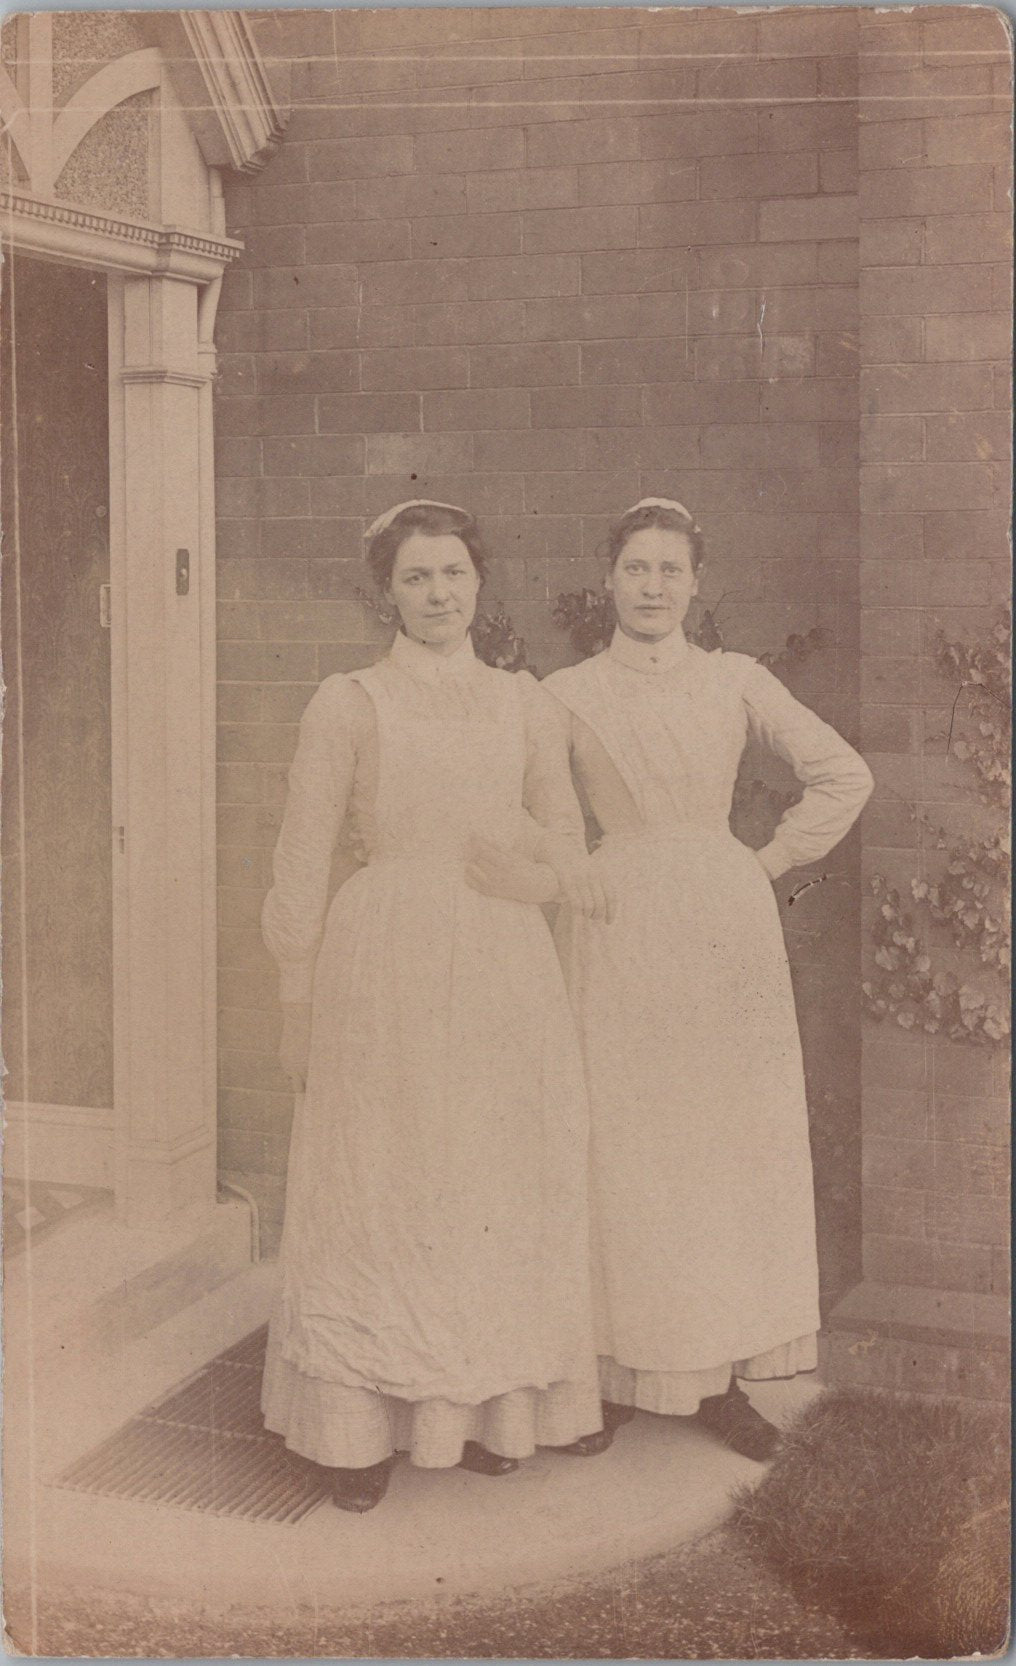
[841,6,1011,1396]
[214,6,864,1260]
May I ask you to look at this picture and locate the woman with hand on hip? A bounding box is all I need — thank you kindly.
[542,497,874,1460]
[260,501,612,1514]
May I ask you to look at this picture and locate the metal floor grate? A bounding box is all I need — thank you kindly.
[56,1325,329,1525]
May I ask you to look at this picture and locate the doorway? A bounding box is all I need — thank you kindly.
[2,255,114,1189]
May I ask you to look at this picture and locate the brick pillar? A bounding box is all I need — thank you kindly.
[823,6,1011,1400]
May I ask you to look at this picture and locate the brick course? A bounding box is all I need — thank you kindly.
[219,7,875,1263]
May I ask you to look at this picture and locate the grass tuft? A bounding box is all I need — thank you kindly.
[732,1387,1011,1659]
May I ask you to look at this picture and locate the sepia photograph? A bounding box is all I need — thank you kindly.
[1,3,1012,1657]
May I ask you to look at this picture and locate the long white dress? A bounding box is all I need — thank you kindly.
[545,626,874,1414]
[261,629,601,1468]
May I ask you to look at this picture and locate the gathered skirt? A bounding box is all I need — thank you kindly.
[262,1324,602,1468]
[263,854,602,1469]
[598,1335,818,1417]
[558,823,822,1398]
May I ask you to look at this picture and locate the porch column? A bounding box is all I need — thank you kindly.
[109,271,218,1225]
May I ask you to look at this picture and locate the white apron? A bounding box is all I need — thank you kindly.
[263,654,601,1465]
[547,639,834,1411]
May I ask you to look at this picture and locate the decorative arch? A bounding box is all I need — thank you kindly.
[0,13,287,201]
[0,59,30,180]
[50,47,162,181]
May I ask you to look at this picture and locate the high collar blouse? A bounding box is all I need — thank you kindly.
[544,627,874,880]
[387,624,480,687]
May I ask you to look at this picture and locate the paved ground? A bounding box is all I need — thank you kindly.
[6,1247,825,1654]
[7,1520,859,1659]
[8,1378,821,1603]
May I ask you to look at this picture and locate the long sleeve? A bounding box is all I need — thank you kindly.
[517,671,587,874]
[739,661,874,882]
[262,675,358,1003]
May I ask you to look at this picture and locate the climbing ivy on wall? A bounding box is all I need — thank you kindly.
[862,609,1011,1048]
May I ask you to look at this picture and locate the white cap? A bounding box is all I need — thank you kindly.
[622,495,696,523]
[364,499,468,541]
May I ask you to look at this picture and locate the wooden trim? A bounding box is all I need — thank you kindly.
[144,11,288,174]
[107,275,130,1217]
[4,1103,114,1189]
[0,192,242,280]
[0,60,30,181]
[26,15,53,195]
[120,367,209,387]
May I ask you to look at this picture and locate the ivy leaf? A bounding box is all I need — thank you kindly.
[695,609,724,653]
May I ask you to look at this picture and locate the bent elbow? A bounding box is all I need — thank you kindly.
[856,756,875,808]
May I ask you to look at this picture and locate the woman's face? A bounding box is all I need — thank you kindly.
[607,526,698,643]
[386,532,480,653]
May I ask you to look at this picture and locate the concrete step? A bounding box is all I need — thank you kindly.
[4,1196,254,1367]
[820,1280,1009,1401]
[5,1249,276,1483]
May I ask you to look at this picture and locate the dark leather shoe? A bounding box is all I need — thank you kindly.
[602,1399,637,1434]
[696,1381,780,1462]
[550,1426,613,1456]
[458,1440,519,1475]
[329,1457,393,1513]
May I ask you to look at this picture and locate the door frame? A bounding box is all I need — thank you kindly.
[1,13,284,1226]
[2,210,238,1222]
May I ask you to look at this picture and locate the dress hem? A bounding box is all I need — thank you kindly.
[599,1333,818,1417]
[264,1336,604,1469]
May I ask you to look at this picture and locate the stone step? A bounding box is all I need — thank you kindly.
[5,1252,277,1484]
[820,1280,1009,1401]
[4,1197,255,1402]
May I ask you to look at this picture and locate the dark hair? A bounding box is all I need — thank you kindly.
[601,503,706,573]
[366,503,489,592]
